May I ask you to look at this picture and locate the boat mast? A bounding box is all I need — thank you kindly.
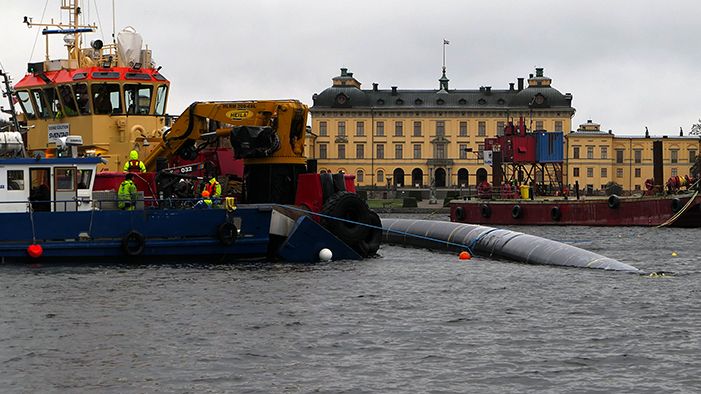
[24,0,97,68]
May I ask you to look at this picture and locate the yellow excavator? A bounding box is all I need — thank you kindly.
[143,100,309,204]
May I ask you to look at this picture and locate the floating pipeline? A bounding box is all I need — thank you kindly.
[381,218,642,273]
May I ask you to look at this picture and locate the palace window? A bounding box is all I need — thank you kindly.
[356,170,364,183]
[573,167,580,177]
[356,121,365,136]
[573,146,580,159]
[414,144,422,159]
[413,121,422,137]
[377,144,385,159]
[459,144,468,159]
[616,150,624,164]
[535,120,543,130]
[459,121,468,136]
[356,144,364,159]
[555,121,563,132]
[477,144,484,159]
[671,149,678,164]
[601,168,607,177]
[496,121,505,136]
[587,168,594,177]
[634,149,642,164]
[377,170,384,183]
[635,168,641,177]
[319,144,327,159]
[436,121,445,137]
[689,149,697,163]
[318,121,327,136]
[587,146,594,159]
[338,121,346,137]
[671,168,678,176]
[478,121,486,136]
[394,121,403,136]
[616,168,624,178]
[338,144,346,159]
[600,146,608,159]
[376,121,384,136]
[395,144,403,159]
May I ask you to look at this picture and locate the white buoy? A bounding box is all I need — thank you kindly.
[319,248,333,262]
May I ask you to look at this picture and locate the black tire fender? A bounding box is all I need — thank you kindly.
[608,194,620,209]
[320,191,372,244]
[356,211,382,257]
[217,222,238,246]
[551,206,561,221]
[512,204,522,219]
[671,198,682,213]
[480,203,491,218]
[454,206,466,221]
[122,230,145,256]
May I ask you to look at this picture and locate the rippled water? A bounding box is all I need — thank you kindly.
[1,222,700,393]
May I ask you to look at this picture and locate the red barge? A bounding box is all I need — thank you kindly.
[449,119,701,227]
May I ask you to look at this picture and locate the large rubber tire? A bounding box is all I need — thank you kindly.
[122,231,145,256]
[320,191,372,245]
[217,222,238,246]
[608,194,620,209]
[551,206,561,221]
[454,206,466,221]
[671,198,682,213]
[480,203,491,218]
[512,204,522,219]
[356,211,382,257]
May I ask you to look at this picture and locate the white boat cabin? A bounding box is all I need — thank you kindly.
[0,157,101,213]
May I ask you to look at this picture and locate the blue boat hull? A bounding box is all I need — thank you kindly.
[0,206,272,262]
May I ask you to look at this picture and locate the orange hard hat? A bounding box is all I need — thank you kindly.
[201,190,210,198]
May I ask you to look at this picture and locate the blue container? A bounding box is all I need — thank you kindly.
[535,131,564,163]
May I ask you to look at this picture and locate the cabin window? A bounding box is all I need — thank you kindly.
[73,83,91,115]
[91,83,122,115]
[77,169,92,189]
[55,168,76,191]
[7,170,25,191]
[16,90,37,120]
[124,84,153,115]
[154,85,168,116]
[44,88,64,119]
[30,89,51,119]
[57,85,79,117]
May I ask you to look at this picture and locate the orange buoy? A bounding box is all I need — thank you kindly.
[27,244,43,259]
[459,251,471,260]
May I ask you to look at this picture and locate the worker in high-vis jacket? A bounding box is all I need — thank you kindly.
[204,176,222,202]
[194,190,213,209]
[118,173,138,210]
[123,150,146,172]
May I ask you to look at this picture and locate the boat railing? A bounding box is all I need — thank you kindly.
[1,196,235,212]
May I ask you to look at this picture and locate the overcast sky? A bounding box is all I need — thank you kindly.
[2,0,701,135]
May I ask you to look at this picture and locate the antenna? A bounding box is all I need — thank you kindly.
[112,0,116,46]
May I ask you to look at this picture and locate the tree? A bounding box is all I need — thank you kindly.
[691,119,701,135]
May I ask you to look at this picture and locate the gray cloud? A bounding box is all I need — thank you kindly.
[2,0,700,135]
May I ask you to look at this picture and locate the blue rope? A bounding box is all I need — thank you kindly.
[272,204,477,255]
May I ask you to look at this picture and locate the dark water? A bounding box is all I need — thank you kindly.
[1,222,700,393]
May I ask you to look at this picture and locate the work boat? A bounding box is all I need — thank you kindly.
[0,1,382,263]
[0,135,381,263]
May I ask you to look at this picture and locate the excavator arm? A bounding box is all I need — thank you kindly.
[143,100,309,171]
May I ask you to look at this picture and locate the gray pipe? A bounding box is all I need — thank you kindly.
[381,218,641,273]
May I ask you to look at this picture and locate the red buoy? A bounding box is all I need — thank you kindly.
[27,244,43,259]
[459,251,471,260]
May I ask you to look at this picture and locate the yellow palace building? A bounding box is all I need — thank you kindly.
[308,67,699,193]
[566,120,700,194]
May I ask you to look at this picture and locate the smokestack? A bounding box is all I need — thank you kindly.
[517,78,524,90]
[509,82,515,91]
[372,83,378,91]
[391,86,398,95]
